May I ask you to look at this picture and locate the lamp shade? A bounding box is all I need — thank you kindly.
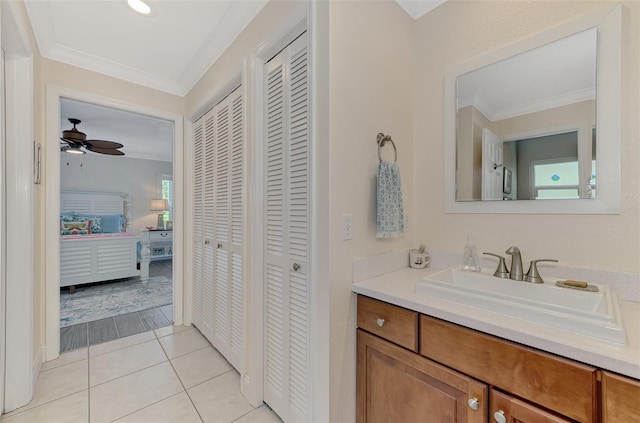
[150,199,169,211]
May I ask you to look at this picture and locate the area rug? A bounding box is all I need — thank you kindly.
[60,276,172,327]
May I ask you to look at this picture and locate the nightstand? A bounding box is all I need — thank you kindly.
[148,230,172,261]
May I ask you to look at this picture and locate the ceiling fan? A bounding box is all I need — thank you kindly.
[60,118,125,156]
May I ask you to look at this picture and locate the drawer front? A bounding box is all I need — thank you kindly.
[491,388,575,423]
[420,315,596,422]
[601,371,640,423]
[357,296,418,352]
[150,231,172,241]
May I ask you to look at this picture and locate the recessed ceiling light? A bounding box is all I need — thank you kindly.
[127,0,152,15]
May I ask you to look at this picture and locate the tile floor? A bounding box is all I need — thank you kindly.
[1,326,281,423]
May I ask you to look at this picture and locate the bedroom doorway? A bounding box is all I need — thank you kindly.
[45,86,184,360]
[58,98,176,351]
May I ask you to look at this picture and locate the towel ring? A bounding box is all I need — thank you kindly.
[377,133,397,162]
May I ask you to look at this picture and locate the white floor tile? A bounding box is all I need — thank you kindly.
[90,362,183,423]
[40,348,88,371]
[113,392,201,423]
[0,391,88,423]
[234,405,282,423]
[158,328,210,359]
[89,330,156,357]
[188,371,253,423]
[8,360,88,414]
[90,339,167,386]
[154,324,191,338]
[171,346,233,389]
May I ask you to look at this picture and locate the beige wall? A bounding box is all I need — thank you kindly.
[185,1,299,114]
[414,0,639,273]
[328,1,415,420]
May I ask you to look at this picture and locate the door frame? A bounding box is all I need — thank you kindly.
[244,2,329,420]
[44,85,185,361]
[1,0,36,412]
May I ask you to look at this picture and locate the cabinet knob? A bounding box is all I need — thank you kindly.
[293,263,301,272]
[493,410,507,423]
[217,243,223,249]
[376,318,385,328]
[467,397,479,411]
[204,240,210,245]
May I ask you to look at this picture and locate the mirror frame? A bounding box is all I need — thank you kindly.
[444,4,621,214]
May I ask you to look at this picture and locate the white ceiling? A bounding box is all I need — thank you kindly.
[395,0,447,20]
[60,98,174,162]
[25,0,268,96]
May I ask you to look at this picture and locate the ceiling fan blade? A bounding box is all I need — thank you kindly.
[88,147,125,156]
[86,139,124,149]
[60,137,83,147]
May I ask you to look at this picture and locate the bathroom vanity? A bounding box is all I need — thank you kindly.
[353,268,640,423]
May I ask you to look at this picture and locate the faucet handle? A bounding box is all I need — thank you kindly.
[525,259,558,283]
[483,252,510,278]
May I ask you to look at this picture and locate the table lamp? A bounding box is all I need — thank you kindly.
[150,199,169,229]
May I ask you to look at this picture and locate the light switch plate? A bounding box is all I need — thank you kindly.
[342,214,353,240]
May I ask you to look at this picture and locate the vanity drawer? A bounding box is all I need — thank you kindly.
[420,316,597,422]
[357,296,418,352]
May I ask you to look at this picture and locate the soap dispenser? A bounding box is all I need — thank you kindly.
[462,234,481,272]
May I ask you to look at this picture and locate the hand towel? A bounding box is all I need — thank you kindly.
[376,160,405,238]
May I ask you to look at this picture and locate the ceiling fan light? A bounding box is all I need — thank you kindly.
[66,147,85,155]
[127,0,152,15]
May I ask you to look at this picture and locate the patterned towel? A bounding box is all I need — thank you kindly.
[376,160,405,238]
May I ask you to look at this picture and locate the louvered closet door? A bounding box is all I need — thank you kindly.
[191,118,205,335]
[191,86,244,371]
[212,86,243,370]
[264,32,310,422]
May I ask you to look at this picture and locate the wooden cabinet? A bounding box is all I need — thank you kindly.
[601,371,640,422]
[490,389,575,423]
[356,295,636,423]
[357,329,487,423]
[420,315,596,422]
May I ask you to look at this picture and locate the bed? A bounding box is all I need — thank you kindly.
[60,191,151,292]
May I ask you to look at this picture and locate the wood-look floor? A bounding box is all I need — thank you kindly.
[60,260,173,352]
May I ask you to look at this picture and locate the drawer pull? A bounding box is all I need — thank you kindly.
[493,410,506,423]
[204,240,210,245]
[376,318,385,328]
[467,397,479,411]
[293,263,301,272]
[217,243,223,249]
[160,233,168,237]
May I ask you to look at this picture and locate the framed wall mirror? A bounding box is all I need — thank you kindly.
[444,4,621,214]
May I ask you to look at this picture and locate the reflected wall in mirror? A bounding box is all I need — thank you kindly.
[455,28,597,202]
[444,3,621,214]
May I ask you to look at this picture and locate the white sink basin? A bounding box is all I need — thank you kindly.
[415,267,627,345]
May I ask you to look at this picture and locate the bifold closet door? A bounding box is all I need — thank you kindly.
[263,32,310,422]
[191,86,243,371]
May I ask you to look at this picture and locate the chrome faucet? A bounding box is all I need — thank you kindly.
[505,246,523,281]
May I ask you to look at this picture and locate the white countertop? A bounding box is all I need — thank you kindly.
[352,266,640,379]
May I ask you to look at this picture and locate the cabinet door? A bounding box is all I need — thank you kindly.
[490,389,575,423]
[601,371,640,423]
[357,329,487,423]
